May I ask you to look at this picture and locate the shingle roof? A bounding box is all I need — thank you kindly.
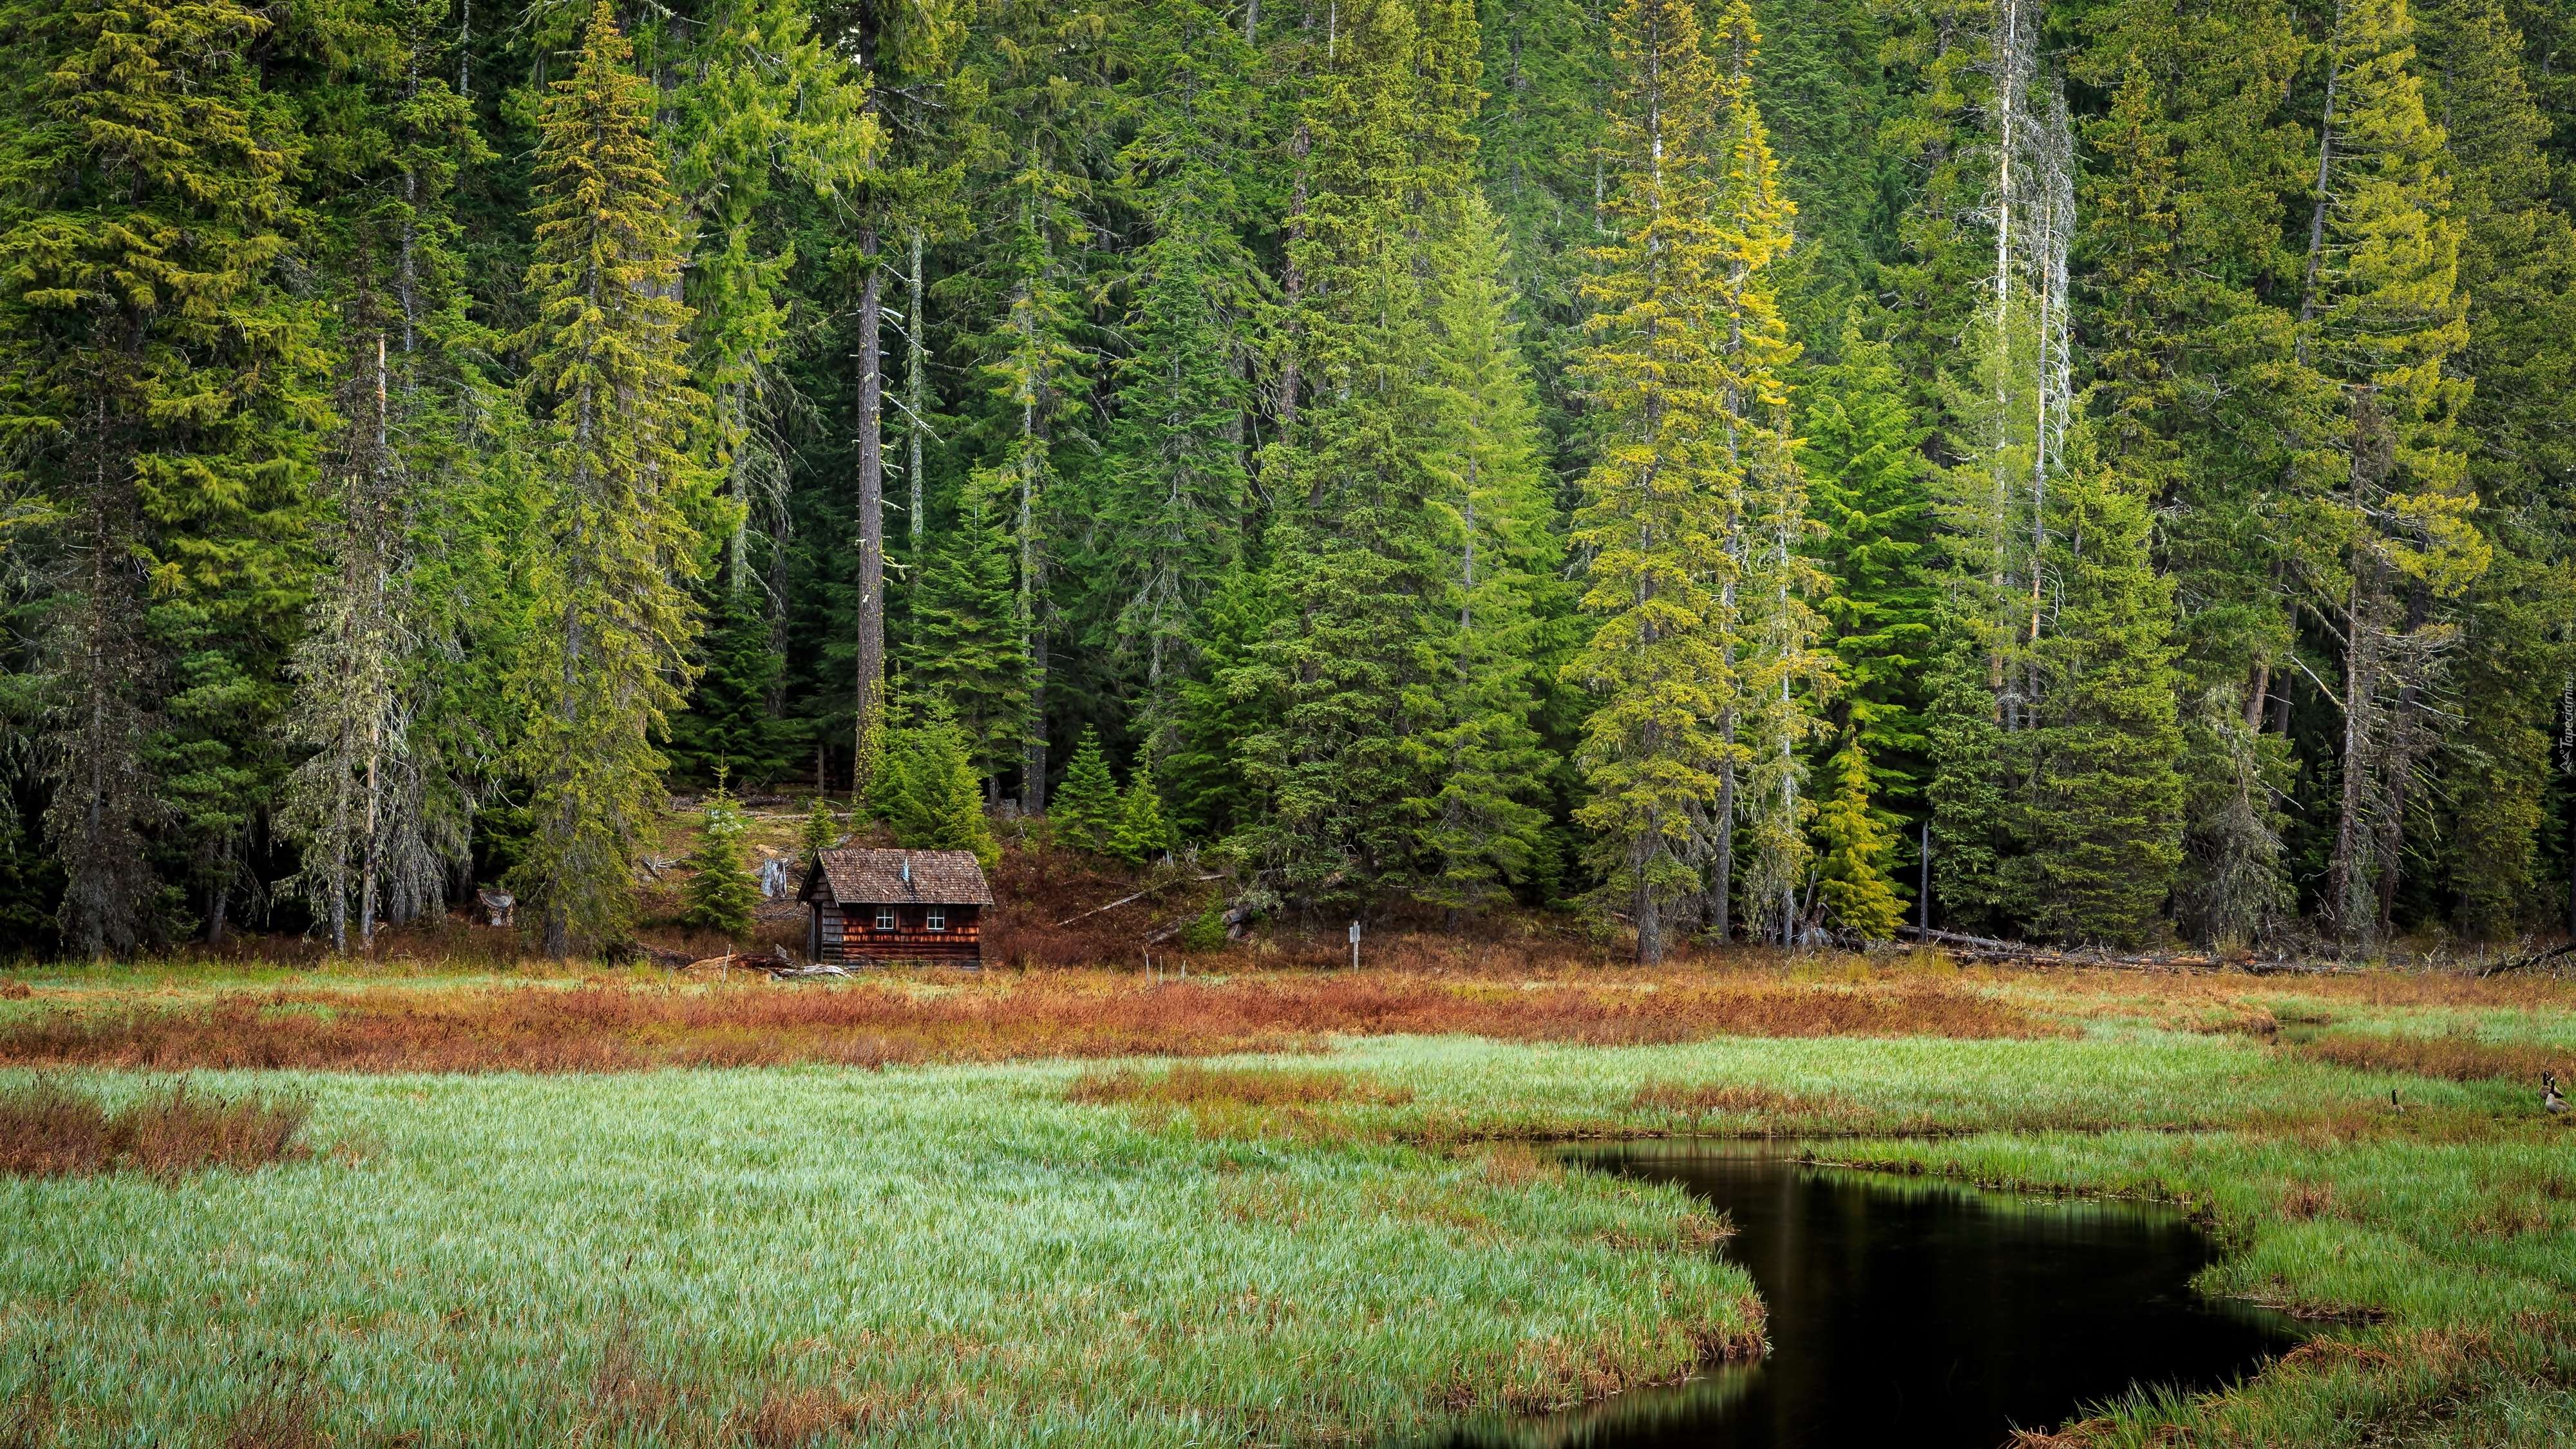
[806,848,994,907]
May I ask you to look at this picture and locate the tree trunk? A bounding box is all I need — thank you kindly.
[855,230,886,794]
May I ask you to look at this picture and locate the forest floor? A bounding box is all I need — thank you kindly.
[1,838,2572,1444]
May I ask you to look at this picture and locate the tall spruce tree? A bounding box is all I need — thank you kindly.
[0,0,328,954]
[507,0,708,956]
[1709,0,1833,947]
[1408,196,1558,922]
[1235,0,1480,914]
[2287,0,2484,940]
[1091,0,1265,746]
[1566,0,1741,963]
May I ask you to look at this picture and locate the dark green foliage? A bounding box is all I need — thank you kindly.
[672,584,789,786]
[0,0,2571,957]
[869,701,999,869]
[680,781,761,941]
[1052,728,1119,853]
[1110,759,1173,865]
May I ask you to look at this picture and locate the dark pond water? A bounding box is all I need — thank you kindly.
[1434,1142,2302,1449]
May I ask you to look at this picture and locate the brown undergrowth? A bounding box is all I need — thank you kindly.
[2292,1029,2575,1084]
[0,972,2053,1074]
[0,1079,310,1179]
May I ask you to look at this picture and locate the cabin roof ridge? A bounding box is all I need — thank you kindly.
[804,846,994,907]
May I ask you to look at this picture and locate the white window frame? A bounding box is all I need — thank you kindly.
[875,905,896,931]
[925,907,947,932]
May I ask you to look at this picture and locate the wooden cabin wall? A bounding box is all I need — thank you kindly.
[822,905,982,966]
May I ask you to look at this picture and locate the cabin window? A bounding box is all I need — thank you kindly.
[926,907,947,932]
[875,906,896,931]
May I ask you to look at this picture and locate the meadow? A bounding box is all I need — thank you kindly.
[0,953,2570,1446]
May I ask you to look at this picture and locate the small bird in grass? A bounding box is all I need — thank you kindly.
[2545,1072,2568,1116]
[2390,1088,2401,1114]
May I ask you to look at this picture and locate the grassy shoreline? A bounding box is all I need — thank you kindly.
[1,961,2570,1446]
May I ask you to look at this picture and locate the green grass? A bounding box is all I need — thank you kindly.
[0,1065,1755,1448]
[3,967,2573,1446]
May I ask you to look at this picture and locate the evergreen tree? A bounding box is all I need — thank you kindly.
[1801,313,1935,822]
[1052,726,1120,852]
[904,478,1030,782]
[2286,0,2484,940]
[1235,0,1480,913]
[506,0,709,956]
[672,583,788,785]
[799,792,843,858]
[0,0,330,954]
[1812,735,1905,940]
[2023,440,2188,945]
[1408,196,1558,922]
[1110,758,1173,865]
[874,700,999,868]
[1710,0,1834,947]
[680,775,761,941]
[1565,0,1741,963]
[1089,0,1264,743]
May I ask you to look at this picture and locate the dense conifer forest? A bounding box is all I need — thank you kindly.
[0,0,2570,958]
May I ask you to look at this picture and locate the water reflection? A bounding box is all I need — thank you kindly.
[1434,1142,2300,1449]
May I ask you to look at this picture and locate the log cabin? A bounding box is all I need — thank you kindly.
[801,848,993,967]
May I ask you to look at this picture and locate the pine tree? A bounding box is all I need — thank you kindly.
[799,793,843,859]
[1052,726,1120,852]
[1812,735,1906,940]
[0,0,330,955]
[2023,439,2188,945]
[1565,0,1741,963]
[875,701,999,868]
[1110,758,1173,865]
[1408,196,1558,922]
[2287,0,2483,940]
[507,0,709,956]
[672,582,788,785]
[681,775,761,942]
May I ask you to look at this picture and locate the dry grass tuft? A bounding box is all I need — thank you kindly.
[0,1079,310,1180]
[218,1356,327,1449]
[734,1385,870,1447]
[0,971,2053,1074]
[2292,1030,2575,1085]
[1627,1079,1846,1121]
[0,983,29,1001]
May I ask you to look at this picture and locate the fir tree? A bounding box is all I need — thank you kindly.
[1801,312,1935,822]
[1408,196,1558,922]
[1566,0,1740,963]
[1090,0,1264,741]
[2287,0,2483,940]
[0,0,330,953]
[1235,0,1480,912]
[1710,0,1834,947]
[506,0,708,956]
[904,478,1030,782]
[2023,440,2188,945]
[1812,735,1906,940]
[875,701,999,868]
[1110,758,1173,865]
[799,793,843,859]
[672,582,788,786]
[680,774,761,942]
[1052,727,1120,852]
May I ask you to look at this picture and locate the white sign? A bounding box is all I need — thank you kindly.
[1348,922,1361,944]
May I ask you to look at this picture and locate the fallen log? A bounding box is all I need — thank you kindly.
[1054,875,1226,928]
